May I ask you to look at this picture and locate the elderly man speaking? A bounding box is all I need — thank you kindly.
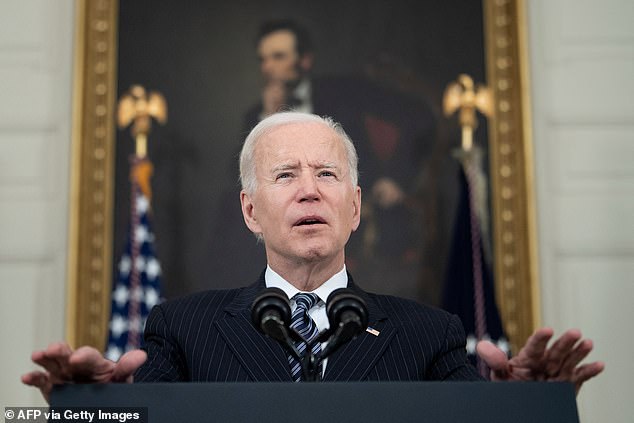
[23,112,603,399]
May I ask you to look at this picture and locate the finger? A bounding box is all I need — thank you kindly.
[499,328,555,381]
[543,329,583,377]
[573,361,605,394]
[21,371,49,388]
[44,341,73,358]
[477,340,510,380]
[556,339,593,380]
[31,345,59,369]
[32,342,73,380]
[519,328,555,362]
[47,342,75,377]
[30,350,54,372]
[21,371,53,403]
[112,350,147,382]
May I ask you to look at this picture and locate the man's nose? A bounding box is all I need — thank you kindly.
[297,173,320,202]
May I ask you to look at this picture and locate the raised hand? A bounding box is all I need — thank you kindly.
[21,342,147,402]
[477,327,604,394]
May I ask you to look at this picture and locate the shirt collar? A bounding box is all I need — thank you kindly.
[265,264,348,304]
[292,77,311,103]
[291,78,312,114]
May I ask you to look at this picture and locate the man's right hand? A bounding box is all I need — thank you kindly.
[21,342,147,403]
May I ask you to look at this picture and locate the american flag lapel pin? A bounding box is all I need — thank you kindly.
[366,327,380,336]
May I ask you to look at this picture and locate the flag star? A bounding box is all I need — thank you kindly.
[145,287,160,309]
[105,345,122,362]
[136,195,149,213]
[135,256,146,272]
[118,255,131,275]
[135,225,149,243]
[466,334,477,355]
[113,284,129,308]
[145,258,161,280]
[110,314,128,338]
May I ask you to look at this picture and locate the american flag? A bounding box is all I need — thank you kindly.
[443,147,508,377]
[106,157,162,361]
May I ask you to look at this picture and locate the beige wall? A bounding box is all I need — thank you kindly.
[527,0,634,421]
[0,0,74,406]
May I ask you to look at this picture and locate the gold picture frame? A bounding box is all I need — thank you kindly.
[67,0,539,354]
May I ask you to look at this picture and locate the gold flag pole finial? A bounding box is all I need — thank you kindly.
[117,85,167,158]
[442,74,493,151]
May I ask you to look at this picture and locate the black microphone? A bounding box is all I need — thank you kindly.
[251,287,294,343]
[251,288,319,381]
[320,288,369,359]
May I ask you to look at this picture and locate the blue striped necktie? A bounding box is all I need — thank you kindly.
[288,293,321,382]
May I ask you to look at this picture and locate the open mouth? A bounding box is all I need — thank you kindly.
[294,216,326,226]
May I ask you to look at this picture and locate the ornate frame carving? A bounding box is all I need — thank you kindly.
[483,0,540,352]
[67,0,538,353]
[67,0,118,348]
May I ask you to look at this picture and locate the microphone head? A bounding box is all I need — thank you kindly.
[326,288,369,333]
[251,287,291,333]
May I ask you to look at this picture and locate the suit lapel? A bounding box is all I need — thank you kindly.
[215,273,292,381]
[323,278,398,381]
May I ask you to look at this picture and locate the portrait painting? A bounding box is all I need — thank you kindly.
[69,0,537,353]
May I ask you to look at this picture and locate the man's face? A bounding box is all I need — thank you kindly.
[257,30,307,84]
[241,122,361,267]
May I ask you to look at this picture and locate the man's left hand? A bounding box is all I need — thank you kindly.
[476,328,604,395]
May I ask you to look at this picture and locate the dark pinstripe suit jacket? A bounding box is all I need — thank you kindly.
[134,273,482,382]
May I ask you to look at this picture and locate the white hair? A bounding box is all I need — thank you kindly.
[239,111,359,196]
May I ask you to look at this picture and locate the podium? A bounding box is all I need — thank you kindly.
[51,382,579,423]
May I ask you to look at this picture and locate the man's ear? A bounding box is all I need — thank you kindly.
[351,186,361,232]
[240,190,262,235]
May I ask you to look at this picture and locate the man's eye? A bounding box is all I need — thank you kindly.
[276,172,292,180]
[319,171,336,178]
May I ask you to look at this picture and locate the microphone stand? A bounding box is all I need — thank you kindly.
[261,321,321,382]
[303,342,322,382]
[286,329,321,382]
